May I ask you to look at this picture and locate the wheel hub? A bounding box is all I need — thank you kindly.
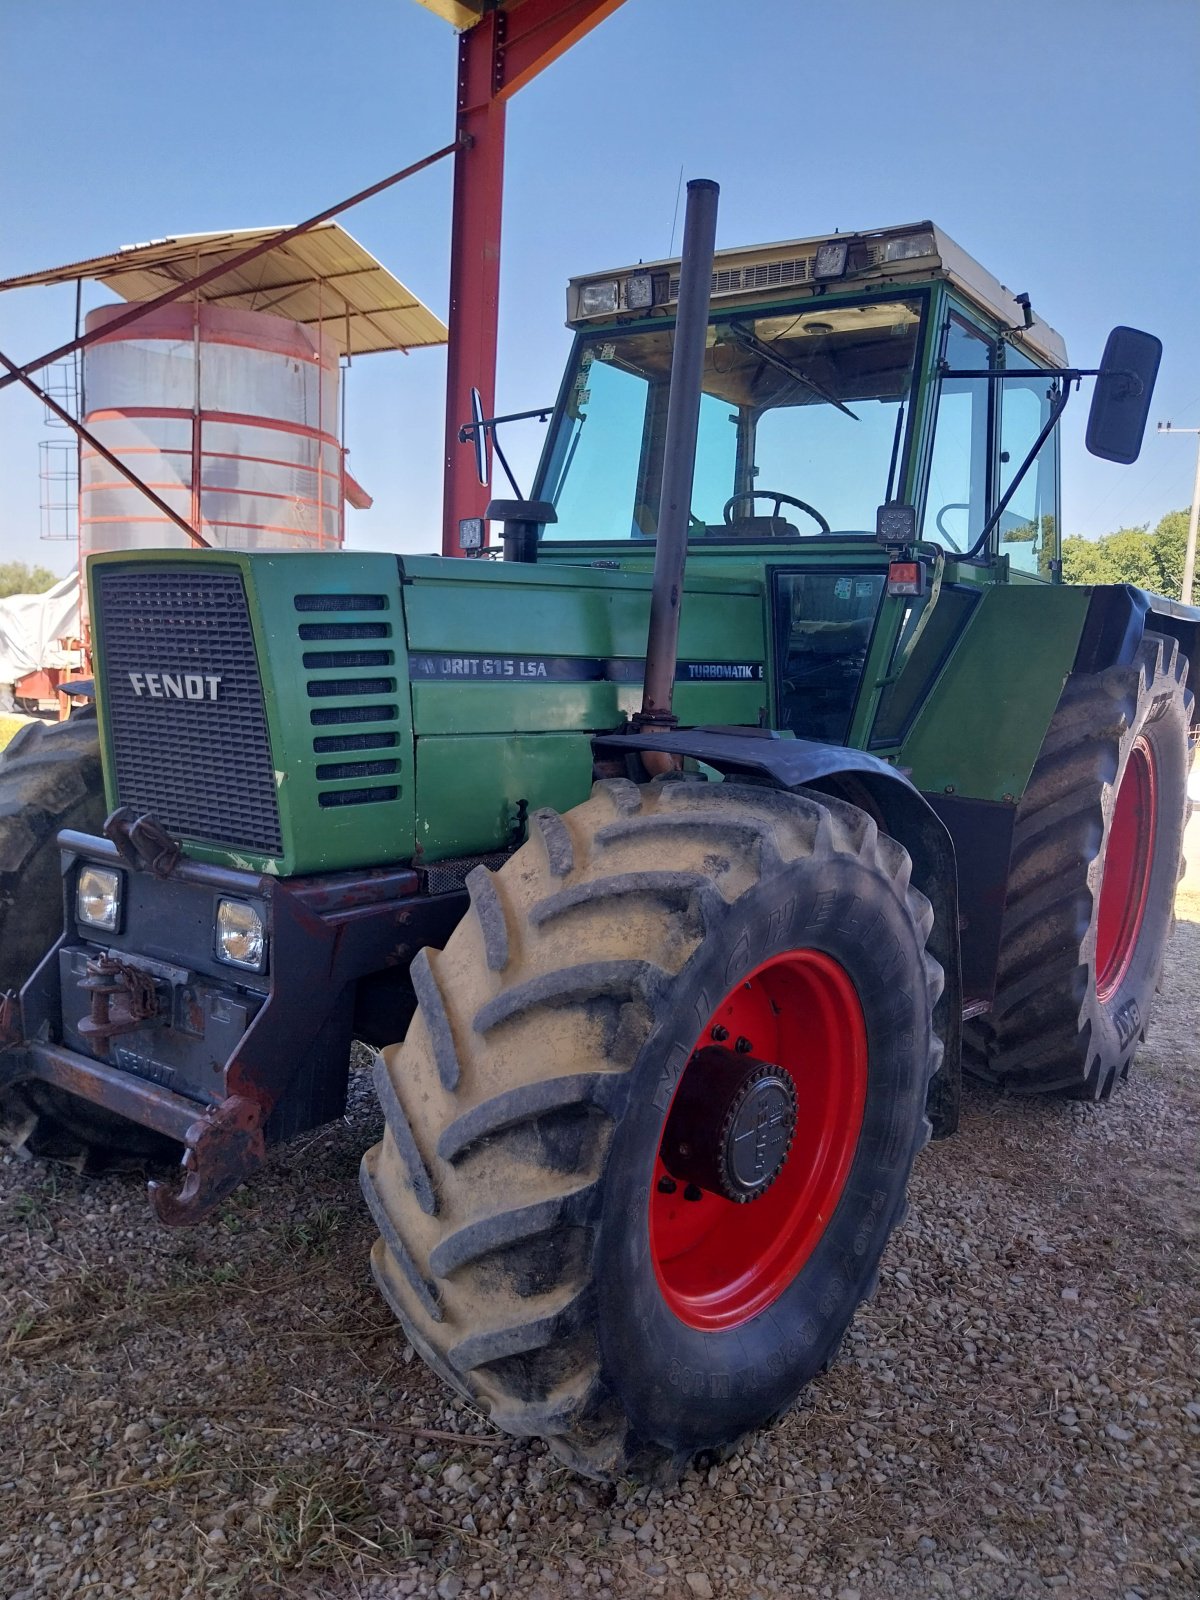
[661,1045,797,1202]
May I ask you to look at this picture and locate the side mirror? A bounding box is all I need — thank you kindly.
[470,386,488,485]
[1086,326,1162,465]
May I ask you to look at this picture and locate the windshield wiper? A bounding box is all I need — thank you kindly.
[728,322,859,420]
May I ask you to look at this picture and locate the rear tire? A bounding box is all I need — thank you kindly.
[362,778,943,1480]
[964,631,1192,1099]
[0,713,174,1171]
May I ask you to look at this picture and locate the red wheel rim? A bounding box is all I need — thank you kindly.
[649,950,867,1332]
[1096,736,1157,1003]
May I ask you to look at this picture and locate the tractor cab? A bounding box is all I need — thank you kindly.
[532,222,1068,576]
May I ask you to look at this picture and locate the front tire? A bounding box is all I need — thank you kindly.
[362,778,943,1479]
[965,631,1192,1099]
[0,713,174,1170]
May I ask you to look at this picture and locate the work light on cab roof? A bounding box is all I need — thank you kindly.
[566,220,1067,368]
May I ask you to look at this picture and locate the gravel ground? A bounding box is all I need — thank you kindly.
[2,823,1197,1600]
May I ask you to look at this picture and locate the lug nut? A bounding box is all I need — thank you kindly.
[684,1183,703,1202]
[710,1024,729,1042]
[657,1175,677,1194]
[735,1036,753,1053]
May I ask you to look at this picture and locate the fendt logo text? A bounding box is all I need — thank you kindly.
[127,671,222,702]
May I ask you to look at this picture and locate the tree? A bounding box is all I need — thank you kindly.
[1151,510,1190,596]
[0,561,59,599]
[1061,510,1191,596]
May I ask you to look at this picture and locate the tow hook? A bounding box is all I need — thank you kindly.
[77,954,163,1047]
[148,1094,267,1226]
[103,806,182,878]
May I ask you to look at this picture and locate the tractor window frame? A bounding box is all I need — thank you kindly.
[919,302,999,557]
[995,341,1063,581]
[531,286,934,546]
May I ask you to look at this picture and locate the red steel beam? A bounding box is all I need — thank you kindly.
[441,0,626,555]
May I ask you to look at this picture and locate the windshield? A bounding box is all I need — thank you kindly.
[537,295,925,540]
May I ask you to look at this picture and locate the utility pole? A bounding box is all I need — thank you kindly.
[1157,422,1200,604]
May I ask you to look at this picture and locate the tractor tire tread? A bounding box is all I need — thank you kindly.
[365,777,943,1480]
[965,632,1191,1097]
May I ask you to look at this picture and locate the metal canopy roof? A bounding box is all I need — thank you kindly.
[412,0,509,27]
[0,222,447,358]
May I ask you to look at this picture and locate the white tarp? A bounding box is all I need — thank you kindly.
[0,573,81,684]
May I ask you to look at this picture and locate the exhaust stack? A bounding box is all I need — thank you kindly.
[633,178,719,731]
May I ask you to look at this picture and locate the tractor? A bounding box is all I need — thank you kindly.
[1,182,1194,1482]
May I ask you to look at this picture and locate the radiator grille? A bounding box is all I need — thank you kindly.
[96,568,282,854]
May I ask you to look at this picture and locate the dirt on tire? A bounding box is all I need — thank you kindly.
[965,631,1192,1098]
[363,777,943,1481]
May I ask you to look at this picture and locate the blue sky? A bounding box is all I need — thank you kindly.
[1,0,1197,574]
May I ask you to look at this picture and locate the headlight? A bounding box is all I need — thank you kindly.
[215,899,267,972]
[882,231,936,264]
[77,866,122,932]
[578,279,620,317]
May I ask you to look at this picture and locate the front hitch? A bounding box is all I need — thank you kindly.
[148,1094,267,1225]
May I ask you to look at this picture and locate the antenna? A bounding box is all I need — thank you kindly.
[668,164,684,256]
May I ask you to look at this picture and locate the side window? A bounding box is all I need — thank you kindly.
[774,570,885,744]
[922,316,994,555]
[998,348,1060,577]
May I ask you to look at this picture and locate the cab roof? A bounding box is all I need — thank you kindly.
[567,220,1068,367]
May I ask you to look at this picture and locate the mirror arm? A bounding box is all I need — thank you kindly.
[490,434,525,500]
[458,404,556,499]
[962,379,1073,562]
[458,404,555,439]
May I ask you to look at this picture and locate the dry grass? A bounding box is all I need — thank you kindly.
[1176,810,1200,921]
[0,712,32,751]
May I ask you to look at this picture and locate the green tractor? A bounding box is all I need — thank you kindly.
[1,182,1193,1481]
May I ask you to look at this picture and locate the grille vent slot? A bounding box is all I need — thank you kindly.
[307,676,395,699]
[319,785,400,809]
[670,255,813,300]
[298,592,402,809]
[310,704,398,726]
[302,650,394,670]
[298,621,391,641]
[316,759,400,781]
[423,850,515,895]
[312,731,398,754]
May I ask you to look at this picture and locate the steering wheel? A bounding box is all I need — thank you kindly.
[934,502,968,553]
[723,490,831,537]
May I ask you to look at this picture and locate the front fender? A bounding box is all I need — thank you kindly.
[1075,584,1200,710]
[594,729,961,1137]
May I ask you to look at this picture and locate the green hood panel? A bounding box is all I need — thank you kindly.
[87,549,767,875]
